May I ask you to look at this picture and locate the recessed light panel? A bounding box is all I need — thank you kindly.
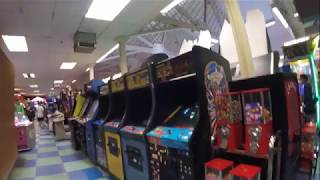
[22,73,28,78]
[2,35,28,52]
[33,90,40,93]
[29,84,38,88]
[60,62,77,70]
[85,0,131,21]
[29,73,35,78]
[161,0,185,14]
[54,80,64,84]
[72,80,77,83]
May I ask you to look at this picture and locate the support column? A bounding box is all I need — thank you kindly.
[117,36,129,74]
[89,64,95,81]
[224,0,254,78]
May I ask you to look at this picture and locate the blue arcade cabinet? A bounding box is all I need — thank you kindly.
[92,83,111,169]
[85,80,104,162]
[146,46,231,180]
[119,65,155,180]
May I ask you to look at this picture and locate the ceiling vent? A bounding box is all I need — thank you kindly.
[73,31,96,53]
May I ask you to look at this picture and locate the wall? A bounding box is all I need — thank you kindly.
[0,48,16,179]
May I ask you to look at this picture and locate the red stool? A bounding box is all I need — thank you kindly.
[205,158,234,180]
[229,164,261,180]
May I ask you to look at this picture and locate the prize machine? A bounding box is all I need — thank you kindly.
[15,112,36,151]
[283,35,320,129]
[104,76,127,180]
[119,65,155,180]
[84,80,103,160]
[146,46,231,180]
[92,82,111,169]
[208,73,300,180]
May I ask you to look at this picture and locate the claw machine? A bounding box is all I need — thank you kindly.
[120,65,155,180]
[104,76,127,180]
[147,46,231,180]
[93,82,111,169]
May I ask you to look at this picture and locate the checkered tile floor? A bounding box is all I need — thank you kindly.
[9,128,111,180]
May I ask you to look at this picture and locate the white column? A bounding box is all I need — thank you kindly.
[224,0,254,78]
[117,37,129,74]
[89,64,94,81]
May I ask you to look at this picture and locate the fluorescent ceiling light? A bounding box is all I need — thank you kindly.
[29,84,38,88]
[85,67,90,72]
[1,35,28,52]
[60,62,77,70]
[161,0,185,14]
[22,73,28,78]
[283,36,310,47]
[33,90,40,93]
[50,88,54,90]
[85,0,131,21]
[72,80,77,83]
[272,7,289,28]
[294,12,299,18]
[211,38,219,44]
[96,44,120,63]
[102,77,111,83]
[266,20,276,28]
[54,80,64,84]
[29,73,35,78]
[14,88,21,91]
[112,73,122,80]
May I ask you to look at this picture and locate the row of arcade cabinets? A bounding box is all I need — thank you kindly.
[69,46,303,180]
[100,46,231,180]
[207,73,302,180]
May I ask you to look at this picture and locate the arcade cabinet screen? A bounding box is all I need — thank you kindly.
[86,100,99,121]
[79,99,90,117]
[162,104,199,128]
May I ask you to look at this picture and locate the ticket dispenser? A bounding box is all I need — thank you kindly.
[214,92,243,150]
[104,77,126,180]
[242,88,272,155]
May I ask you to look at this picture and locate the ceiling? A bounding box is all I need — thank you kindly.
[0,0,310,95]
[0,0,172,95]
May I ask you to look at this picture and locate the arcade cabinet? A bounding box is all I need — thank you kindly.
[69,94,85,150]
[146,46,231,180]
[283,35,320,129]
[104,76,127,180]
[120,66,155,180]
[225,73,301,180]
[92,83,111,169]
[85,80,103,162]
[15,112,36,151]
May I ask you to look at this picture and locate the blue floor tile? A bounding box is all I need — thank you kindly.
[15,159,36,168]
[61,154,86,163]
[37,151,59,158]
[38,143,56,148]
[68,167,104,180]
[36,164,65,176]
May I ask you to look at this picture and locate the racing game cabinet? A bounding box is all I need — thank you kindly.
[147,46,231,180]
